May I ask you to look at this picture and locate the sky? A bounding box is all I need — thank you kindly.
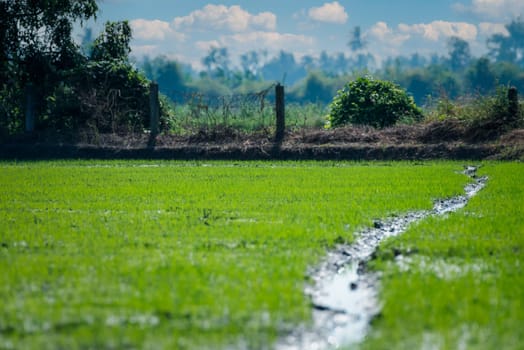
[93,0,524,69]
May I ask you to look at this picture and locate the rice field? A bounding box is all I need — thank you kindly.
[0,161,521,349]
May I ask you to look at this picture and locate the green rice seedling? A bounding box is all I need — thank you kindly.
[364,162,524,350]
[0,161,470,349]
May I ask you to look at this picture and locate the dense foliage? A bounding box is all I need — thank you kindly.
[0,0,98,135]
[328,77,423,128]
[0,2,152,137]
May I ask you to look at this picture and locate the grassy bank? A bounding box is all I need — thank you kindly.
[0,161,469,349]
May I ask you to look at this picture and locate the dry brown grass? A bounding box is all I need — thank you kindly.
[2,123,523,160]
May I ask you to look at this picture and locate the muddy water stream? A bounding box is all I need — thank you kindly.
[277,167,487,350]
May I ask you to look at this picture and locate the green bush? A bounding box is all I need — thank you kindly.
[328,76,423,128]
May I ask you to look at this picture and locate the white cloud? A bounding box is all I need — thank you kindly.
[173,5,276,32]
[370,21,479,48]
[252,13,277,29]
[367,22,412,59]
[453,0,524,20]
[196,32,315,59]
[130,19,185,41]
[195,40,221,53]
[366,20,482,63]
[368,21,392,41]
[399,21,478,41]
[478,22,510,36]
[369,21,410,45]
[308,2,348,24]
[228,31,314,49]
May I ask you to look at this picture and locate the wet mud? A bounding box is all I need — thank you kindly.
[277,167,487,350]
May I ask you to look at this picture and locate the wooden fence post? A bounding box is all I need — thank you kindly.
[149,82,160,136]
[508,86,519,125]
[25,83,35,133]
[275,83,285,141]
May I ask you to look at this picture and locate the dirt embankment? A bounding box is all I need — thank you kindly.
[1,121,524,161]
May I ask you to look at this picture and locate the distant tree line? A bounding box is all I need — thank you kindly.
[140,18,524,107]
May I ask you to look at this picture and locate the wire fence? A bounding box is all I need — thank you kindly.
[164,84,278,134]
[6,80,326,138]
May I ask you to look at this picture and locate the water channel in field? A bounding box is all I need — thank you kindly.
[276,166,488,350]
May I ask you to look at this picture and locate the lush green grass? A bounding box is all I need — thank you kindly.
[0,161,469,349]
[364,162,524,350]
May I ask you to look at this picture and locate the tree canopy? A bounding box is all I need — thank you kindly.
[0,0,98,80]
[0,1,157,136]
[488,17,524,66]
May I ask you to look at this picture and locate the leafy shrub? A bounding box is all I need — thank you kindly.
[328,76,423,128]
[423,86,523,142]
[61,60,150,133]
[159,94,178,132]
[476,86,523,128]
[426,86,523,127]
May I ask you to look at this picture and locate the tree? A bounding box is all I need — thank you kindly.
[26,19,149,134]
[260,50,306,85]
[319,51,331,71]
[348,26,367,52]
[466,57,497,94]
[240,50,265,80]
[432,70,462,100]
[292,71,336,104]
[447,36,471,72]
[146,57,187,101]
[409,53,428,68]
[353,53,375,71]
[347,27,372,71]
[0,0,98,78]
[301,55,316,71]
[202,46,231,80]
[488,17,524,66]
[91,21,132,62]
[403,70,434,105]
[333,52,351,74]
[494,61,524,92]
[0,0,98,134]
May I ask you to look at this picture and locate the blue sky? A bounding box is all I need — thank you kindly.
[94,0,524,69]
